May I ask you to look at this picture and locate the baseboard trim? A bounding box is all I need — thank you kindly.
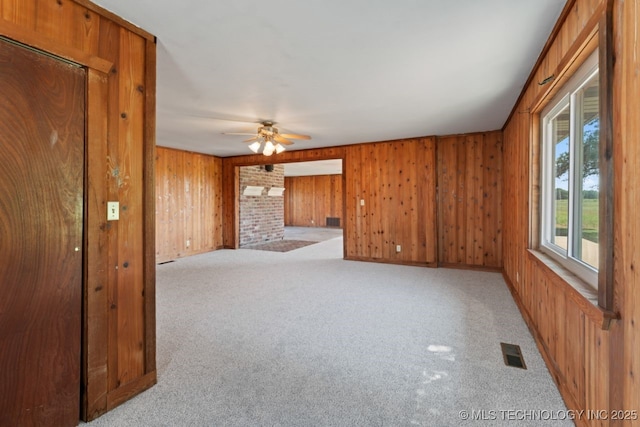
[156,246,224,264]
[438,262,502,273]
[343,256,436,268]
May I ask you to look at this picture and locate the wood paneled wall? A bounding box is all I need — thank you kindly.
[284,174,343,227]
[437,132,502,269]
[222,136,503,268]
[156,147,223,263]
[344,138,438,265]
[615,0,640,415]
[502,0,640,424]
[0,0,156,421]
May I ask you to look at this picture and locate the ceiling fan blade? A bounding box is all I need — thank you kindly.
[274,135,294,145]
[243,137,259,143]
[179,109,266,124]
[223,132,257,136]
[280,133,311,140]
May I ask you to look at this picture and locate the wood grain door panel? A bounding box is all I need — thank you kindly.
[0,39,85,427]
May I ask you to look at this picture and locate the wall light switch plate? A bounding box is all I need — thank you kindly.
[107,201,119,221]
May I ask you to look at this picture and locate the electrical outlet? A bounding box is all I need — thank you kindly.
[360,199,365,206]
[107,201,119,221]
[396,245,401,253]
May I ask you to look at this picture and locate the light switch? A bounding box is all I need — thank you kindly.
[107,201,119,221]
[360,199,365,206]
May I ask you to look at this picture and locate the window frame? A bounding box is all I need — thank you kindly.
[540,50,600,287]
[528,6,614,317]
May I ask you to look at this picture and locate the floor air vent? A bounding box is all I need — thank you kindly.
[500,342,527,369]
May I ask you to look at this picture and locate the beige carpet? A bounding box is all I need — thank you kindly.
[85,236,570,427]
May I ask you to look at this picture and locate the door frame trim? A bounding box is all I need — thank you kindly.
[0,12,157,421]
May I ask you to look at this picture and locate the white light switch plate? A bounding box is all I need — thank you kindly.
[107,201,119,221]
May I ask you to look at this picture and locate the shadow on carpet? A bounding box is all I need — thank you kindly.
[242,239,319,252]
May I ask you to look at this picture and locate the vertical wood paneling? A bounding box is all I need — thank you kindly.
[1,0,157,421]
[565,301,586,407]
[209,155,223,248]
[616,0,640,417]
[348,147,362,256]
[365,143,375,258]
[114,28,146,387]
[155,147,223,262]
[100,16,121,395]
[437,131,503,269]
[483,133,502,267]
[35,0,100,54]
[438,136,455,263]
[283,174,343,227]
[357,144,369,258]
[0,0,35,28]
[0,0,102,56]
[499,0,640,425]
[84,68,109,419]
[343,138,437,265]
[455,138,466,264]
[143,37,156,376]
[585,320,610,427]
[554,286,567,374]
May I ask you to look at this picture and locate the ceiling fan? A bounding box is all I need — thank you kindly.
[223,121,311,156]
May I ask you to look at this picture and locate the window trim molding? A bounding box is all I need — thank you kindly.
[540,52,599,287]
[528,2,615,314]
[597,0,614,313]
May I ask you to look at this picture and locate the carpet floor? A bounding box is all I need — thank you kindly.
[85,236,571,427]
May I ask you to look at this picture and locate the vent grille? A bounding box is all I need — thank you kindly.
[326,217,340,227]
[500,343,527,369]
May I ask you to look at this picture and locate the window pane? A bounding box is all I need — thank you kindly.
[575,76,599,268]
[539,51,599,286]
[551,105,570,251]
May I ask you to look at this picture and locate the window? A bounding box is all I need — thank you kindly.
[540,51,599,287]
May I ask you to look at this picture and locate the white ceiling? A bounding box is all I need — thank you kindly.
[94,0,566,158]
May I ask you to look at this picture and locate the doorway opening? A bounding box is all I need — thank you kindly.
[238,159,344,255]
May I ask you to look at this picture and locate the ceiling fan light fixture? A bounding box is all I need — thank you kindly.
[248,141,261,153]
[226,121,310,156]
[263,140,275,156]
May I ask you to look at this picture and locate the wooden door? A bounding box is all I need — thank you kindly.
[0,39,85,426]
